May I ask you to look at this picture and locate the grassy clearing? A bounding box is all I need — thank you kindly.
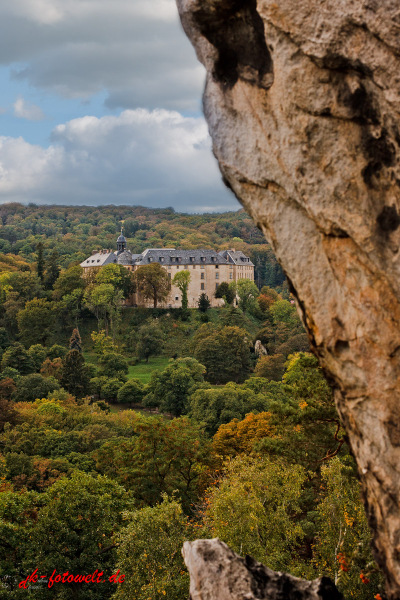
[127,357,170,384]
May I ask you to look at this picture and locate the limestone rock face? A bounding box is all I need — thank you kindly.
[176,0,400,596]
[182,538,342,600]
[254,339,268,357]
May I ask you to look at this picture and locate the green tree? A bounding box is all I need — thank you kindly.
[84,283,124,339]
[193,325,251,384]
[197,293,210,313]
[1,271,43,302]
[27,344,47,371]
[136,321,164,362]
[144,357,205,416]
[101,377,124,402]
[43,249,60,290]
[94,415,210,507]
[47,344,67,360]
[52,264,84,300]
[133,263,171,308]
[95,263,134,298]
[1,343,34,375]
[91,330,118,355]
[172,269,191,310]
[215,281,235,305]
[60,350,91,398]
[204,455,306,572]
[254,353,286,381]
[17,299,54,346]
[270,298,298,325]
[189,383,269,435]
[31,472,130,600]
[13,373,60,403]
[98,352,128,379]
[313,458,383,599]
[117,379,145,406]
[236,279,259,312]
[114,495,192,600]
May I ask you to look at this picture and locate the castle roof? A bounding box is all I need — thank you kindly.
[81,247,253,268]
[218,249,254,266]
[134,248,230,266]
[80,251,117,268]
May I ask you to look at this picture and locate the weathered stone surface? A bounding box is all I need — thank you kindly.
[254,339,268,356]
[182,538,342,600]
[176,1,400,597]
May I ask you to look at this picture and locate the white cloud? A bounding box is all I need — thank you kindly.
[0,109,238,212]
[13,96,45,120]
[0,0,204,111]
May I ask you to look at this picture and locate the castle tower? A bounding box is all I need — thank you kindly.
[116,228,127,254]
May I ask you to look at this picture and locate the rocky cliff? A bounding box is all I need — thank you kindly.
[176,1,400,597]
[183,539,342,600]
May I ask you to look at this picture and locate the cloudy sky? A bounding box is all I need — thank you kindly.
[0,0,239,212]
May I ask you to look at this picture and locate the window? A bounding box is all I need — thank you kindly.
[215,264,219,269]
[216,273,219,279]
[201,283,205,290]
[229,273,233,279]
[159,257,164,262]
[201,257,206,262]
[175,296,179,301]
[193,265,196,269]
[200,265,205,269]
[229,265,233,269]
[215,283,219,290]
[201,273,205,280]
[177,265,180,269]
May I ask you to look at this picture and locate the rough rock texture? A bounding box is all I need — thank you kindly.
[176,1,400,597]
[255,339,268,356]
[182,538,343,600]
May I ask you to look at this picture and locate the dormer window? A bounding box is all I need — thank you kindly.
[201,256,206,262]
[190,256,195,262]
[148,257,152,262]
[160,257,164,262]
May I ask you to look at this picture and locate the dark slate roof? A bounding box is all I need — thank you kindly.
[117,234,126,242]
[81,247,253,268]
[80,251,117,267]
[218,250,254,266]
[117,250,133,265]
[134,248,231,266]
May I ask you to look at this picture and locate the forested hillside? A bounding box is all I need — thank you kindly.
[0,204,384,600]
[0,203,285,289]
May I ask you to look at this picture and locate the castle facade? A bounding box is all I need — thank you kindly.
[80,232,255,308]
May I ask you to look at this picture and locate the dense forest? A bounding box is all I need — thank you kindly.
[0,204,384,600]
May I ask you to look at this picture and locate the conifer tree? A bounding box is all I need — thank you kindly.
[69,328,82,353]
[43,249,60,290]
[60,349,90,398]
[198,293,210,313]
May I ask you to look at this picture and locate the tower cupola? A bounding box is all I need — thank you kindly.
[117,228,127,254]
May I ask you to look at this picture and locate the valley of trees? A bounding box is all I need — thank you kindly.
[0,204,384,599]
